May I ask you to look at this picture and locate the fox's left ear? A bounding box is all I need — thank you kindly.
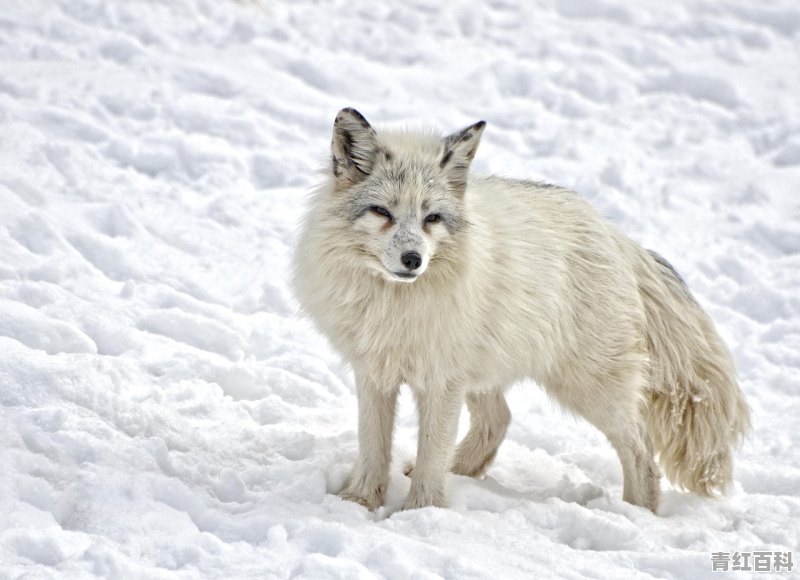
[440,120,486,196]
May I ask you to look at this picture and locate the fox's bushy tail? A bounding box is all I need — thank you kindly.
[640,251,750,495]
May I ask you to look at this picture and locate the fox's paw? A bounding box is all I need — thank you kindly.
[338,474,386,511]
[402,483,448,510]
[338,489,383,510]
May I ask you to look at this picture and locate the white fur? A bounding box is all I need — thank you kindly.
[293,109,750,513]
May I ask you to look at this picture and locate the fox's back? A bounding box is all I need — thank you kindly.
[457,176,649,388]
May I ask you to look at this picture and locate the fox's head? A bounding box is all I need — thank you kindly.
[327,108,485,283]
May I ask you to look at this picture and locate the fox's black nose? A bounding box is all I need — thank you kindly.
[401,251,422,271]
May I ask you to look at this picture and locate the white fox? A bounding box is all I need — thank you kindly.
[292,108,750,513]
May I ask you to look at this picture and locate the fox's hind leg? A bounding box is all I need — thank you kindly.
[451,390,511,477]
[582,404,660,511]
[403,390,510,479]
[552,365,661,512]
[605,424,661,512]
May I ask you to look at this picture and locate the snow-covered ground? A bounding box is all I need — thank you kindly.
[1,0,799,578]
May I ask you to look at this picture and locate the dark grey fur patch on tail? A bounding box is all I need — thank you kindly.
[530,180,565,191]
[648,250,697,303]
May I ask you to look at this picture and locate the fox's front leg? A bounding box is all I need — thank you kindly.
[339,375,399,510]
[404,382,465,510]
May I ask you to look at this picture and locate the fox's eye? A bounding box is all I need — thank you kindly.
[424,213,442,224]
[369,206,392,219]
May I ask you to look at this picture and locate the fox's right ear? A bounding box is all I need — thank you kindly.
[331,108,379,187]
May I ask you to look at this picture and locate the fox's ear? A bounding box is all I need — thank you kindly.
[440,120,486,196]
[331,108,379,187]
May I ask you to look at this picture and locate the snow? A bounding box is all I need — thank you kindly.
[1,0,799,578]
